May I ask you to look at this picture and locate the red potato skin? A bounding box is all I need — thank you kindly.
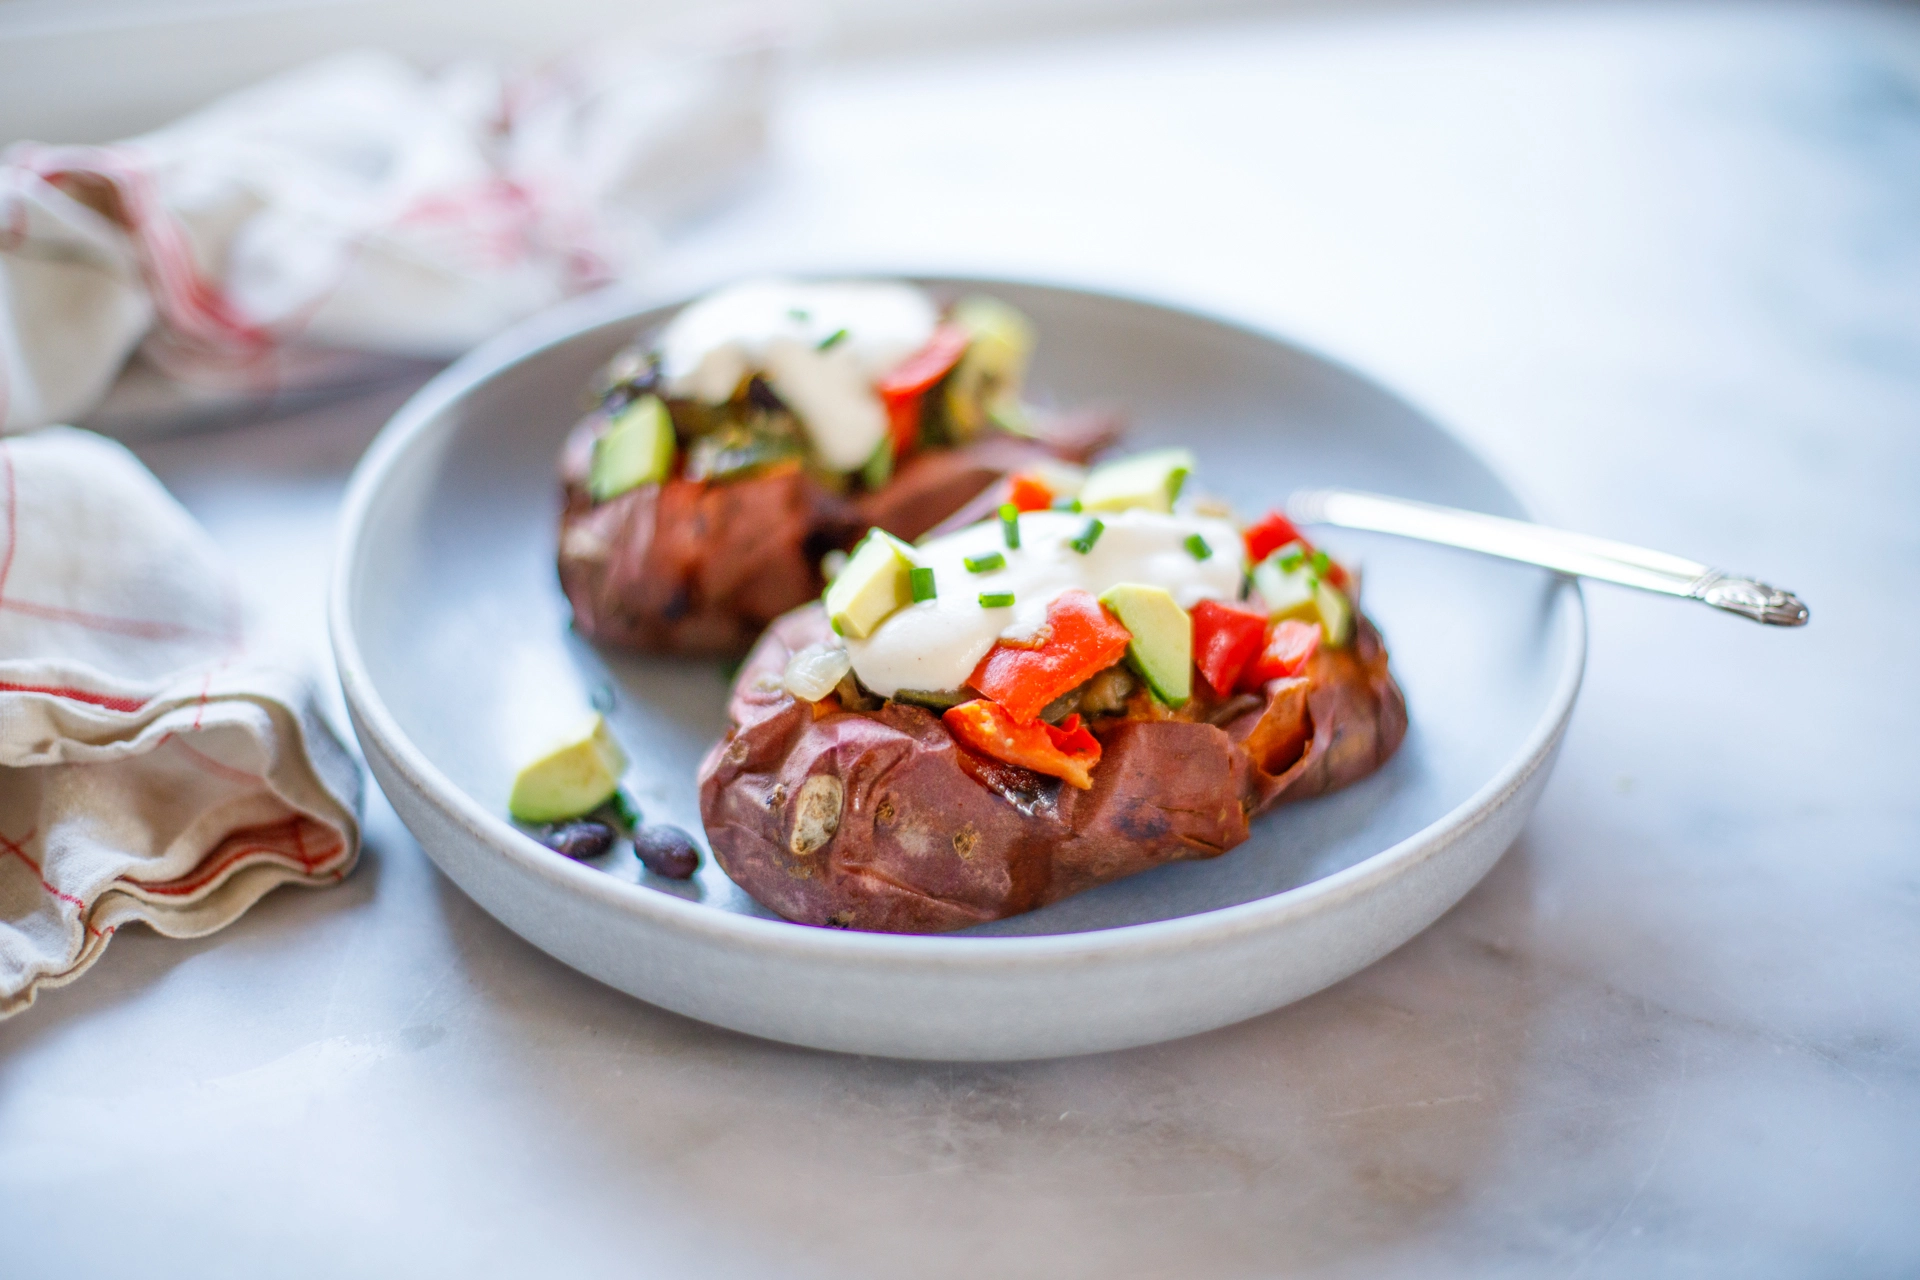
[557,411,1121,656]
[697,603,1408,934]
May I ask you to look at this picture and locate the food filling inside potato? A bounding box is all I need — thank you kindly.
[783,452,1359,789]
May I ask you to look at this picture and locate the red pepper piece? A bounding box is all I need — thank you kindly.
[968,588,1132,723]
[1045,712,1099,758]
[944,700,1102,789]
[1243,510,1310,565]
[1240,619,1321,690]
[1006,473,1055,513]
[876,323,970,458]
[1191,598,1269,695]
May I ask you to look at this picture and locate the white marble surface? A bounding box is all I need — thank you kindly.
[4,4,1917,1275]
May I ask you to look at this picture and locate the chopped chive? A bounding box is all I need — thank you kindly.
[1184,533,1213,561]
[1051,496,1083,513]
[817,327,849,350]
[979,591,1016,608]
[608,789,642,832]
[910,565,937,602]
[964,551,1006,574]
[999,503,1021,550]
[1278,549,1307,574]
[787,307,810,322]
[1309,550,1331,577]
[1069,518,1105,554]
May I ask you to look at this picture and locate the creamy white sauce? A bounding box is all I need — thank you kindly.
[657,279,939,472]
[845,510,1246,697]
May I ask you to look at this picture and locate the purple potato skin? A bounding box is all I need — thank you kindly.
[697,604,1407,934]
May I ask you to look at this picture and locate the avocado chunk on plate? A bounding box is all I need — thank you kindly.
[510,713,629,824]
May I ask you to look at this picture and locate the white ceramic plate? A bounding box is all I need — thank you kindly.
[331,277,1584,1061]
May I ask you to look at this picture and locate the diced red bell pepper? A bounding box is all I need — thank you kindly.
[1240,618,1321,689]
[876,323,970,458]
[1191,598,1269,695]
[968,588,1133,723]
[944,701,1102,789]
[1244,510,1309,565]
[1006,473,1055,513]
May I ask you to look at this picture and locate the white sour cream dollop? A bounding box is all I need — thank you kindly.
[657,279,939,472]
[845,510,1246,697]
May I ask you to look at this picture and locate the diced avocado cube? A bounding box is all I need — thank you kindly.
[1079,448,1195,513]
[1098,582,1192,707]
[944,296,1035,441]
[1314,579,1353,647]
[509,713,629,824]
[823,529,917,638]
[1255,554,1355,648]
[588,395,675,502]
[1253,553,1317,618]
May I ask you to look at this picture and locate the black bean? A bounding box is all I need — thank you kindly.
[633,825,701,879]
[539,821,615,860]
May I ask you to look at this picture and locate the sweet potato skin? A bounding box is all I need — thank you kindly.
[557,413,1120,656]
[697,602,1407,933]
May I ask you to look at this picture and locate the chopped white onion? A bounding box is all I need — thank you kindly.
[783,642,852,703]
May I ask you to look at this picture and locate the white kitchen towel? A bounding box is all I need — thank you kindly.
[0,10,785,430]
[0,426,362,1016]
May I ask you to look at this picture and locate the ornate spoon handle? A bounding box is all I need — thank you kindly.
[1287,489,1809,627]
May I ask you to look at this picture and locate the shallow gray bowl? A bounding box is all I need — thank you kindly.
[330,277,1584,1061]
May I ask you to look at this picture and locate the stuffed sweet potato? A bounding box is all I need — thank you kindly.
[696,452,1407,933]
[557,279,1119,656]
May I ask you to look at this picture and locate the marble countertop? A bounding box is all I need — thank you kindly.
[4,4,1916,1276]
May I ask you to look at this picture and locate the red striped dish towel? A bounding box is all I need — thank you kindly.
[0,426,360,1015]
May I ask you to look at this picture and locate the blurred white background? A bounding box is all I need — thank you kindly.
[1,0,1422,144]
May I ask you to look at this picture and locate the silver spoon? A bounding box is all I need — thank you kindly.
[1287,489,1810,627]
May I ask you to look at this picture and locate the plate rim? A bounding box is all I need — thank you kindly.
[329,273,1587,967]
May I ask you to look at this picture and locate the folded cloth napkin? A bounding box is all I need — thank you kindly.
[0,10,784,430]
[0,426,361,1016]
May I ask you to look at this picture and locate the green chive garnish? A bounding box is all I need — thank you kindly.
[910,565,937,602]
[979,592,1015,608]
[1051,496,1083,513]
[999,503,1021,549]
[608,789,642,832]
[817,327,849,350]
[964,551,1006,574]
[1309,550,1331,577]
[1069,518,1105,554]
[1278,549,1307,574]
[1185,533,1212,560]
